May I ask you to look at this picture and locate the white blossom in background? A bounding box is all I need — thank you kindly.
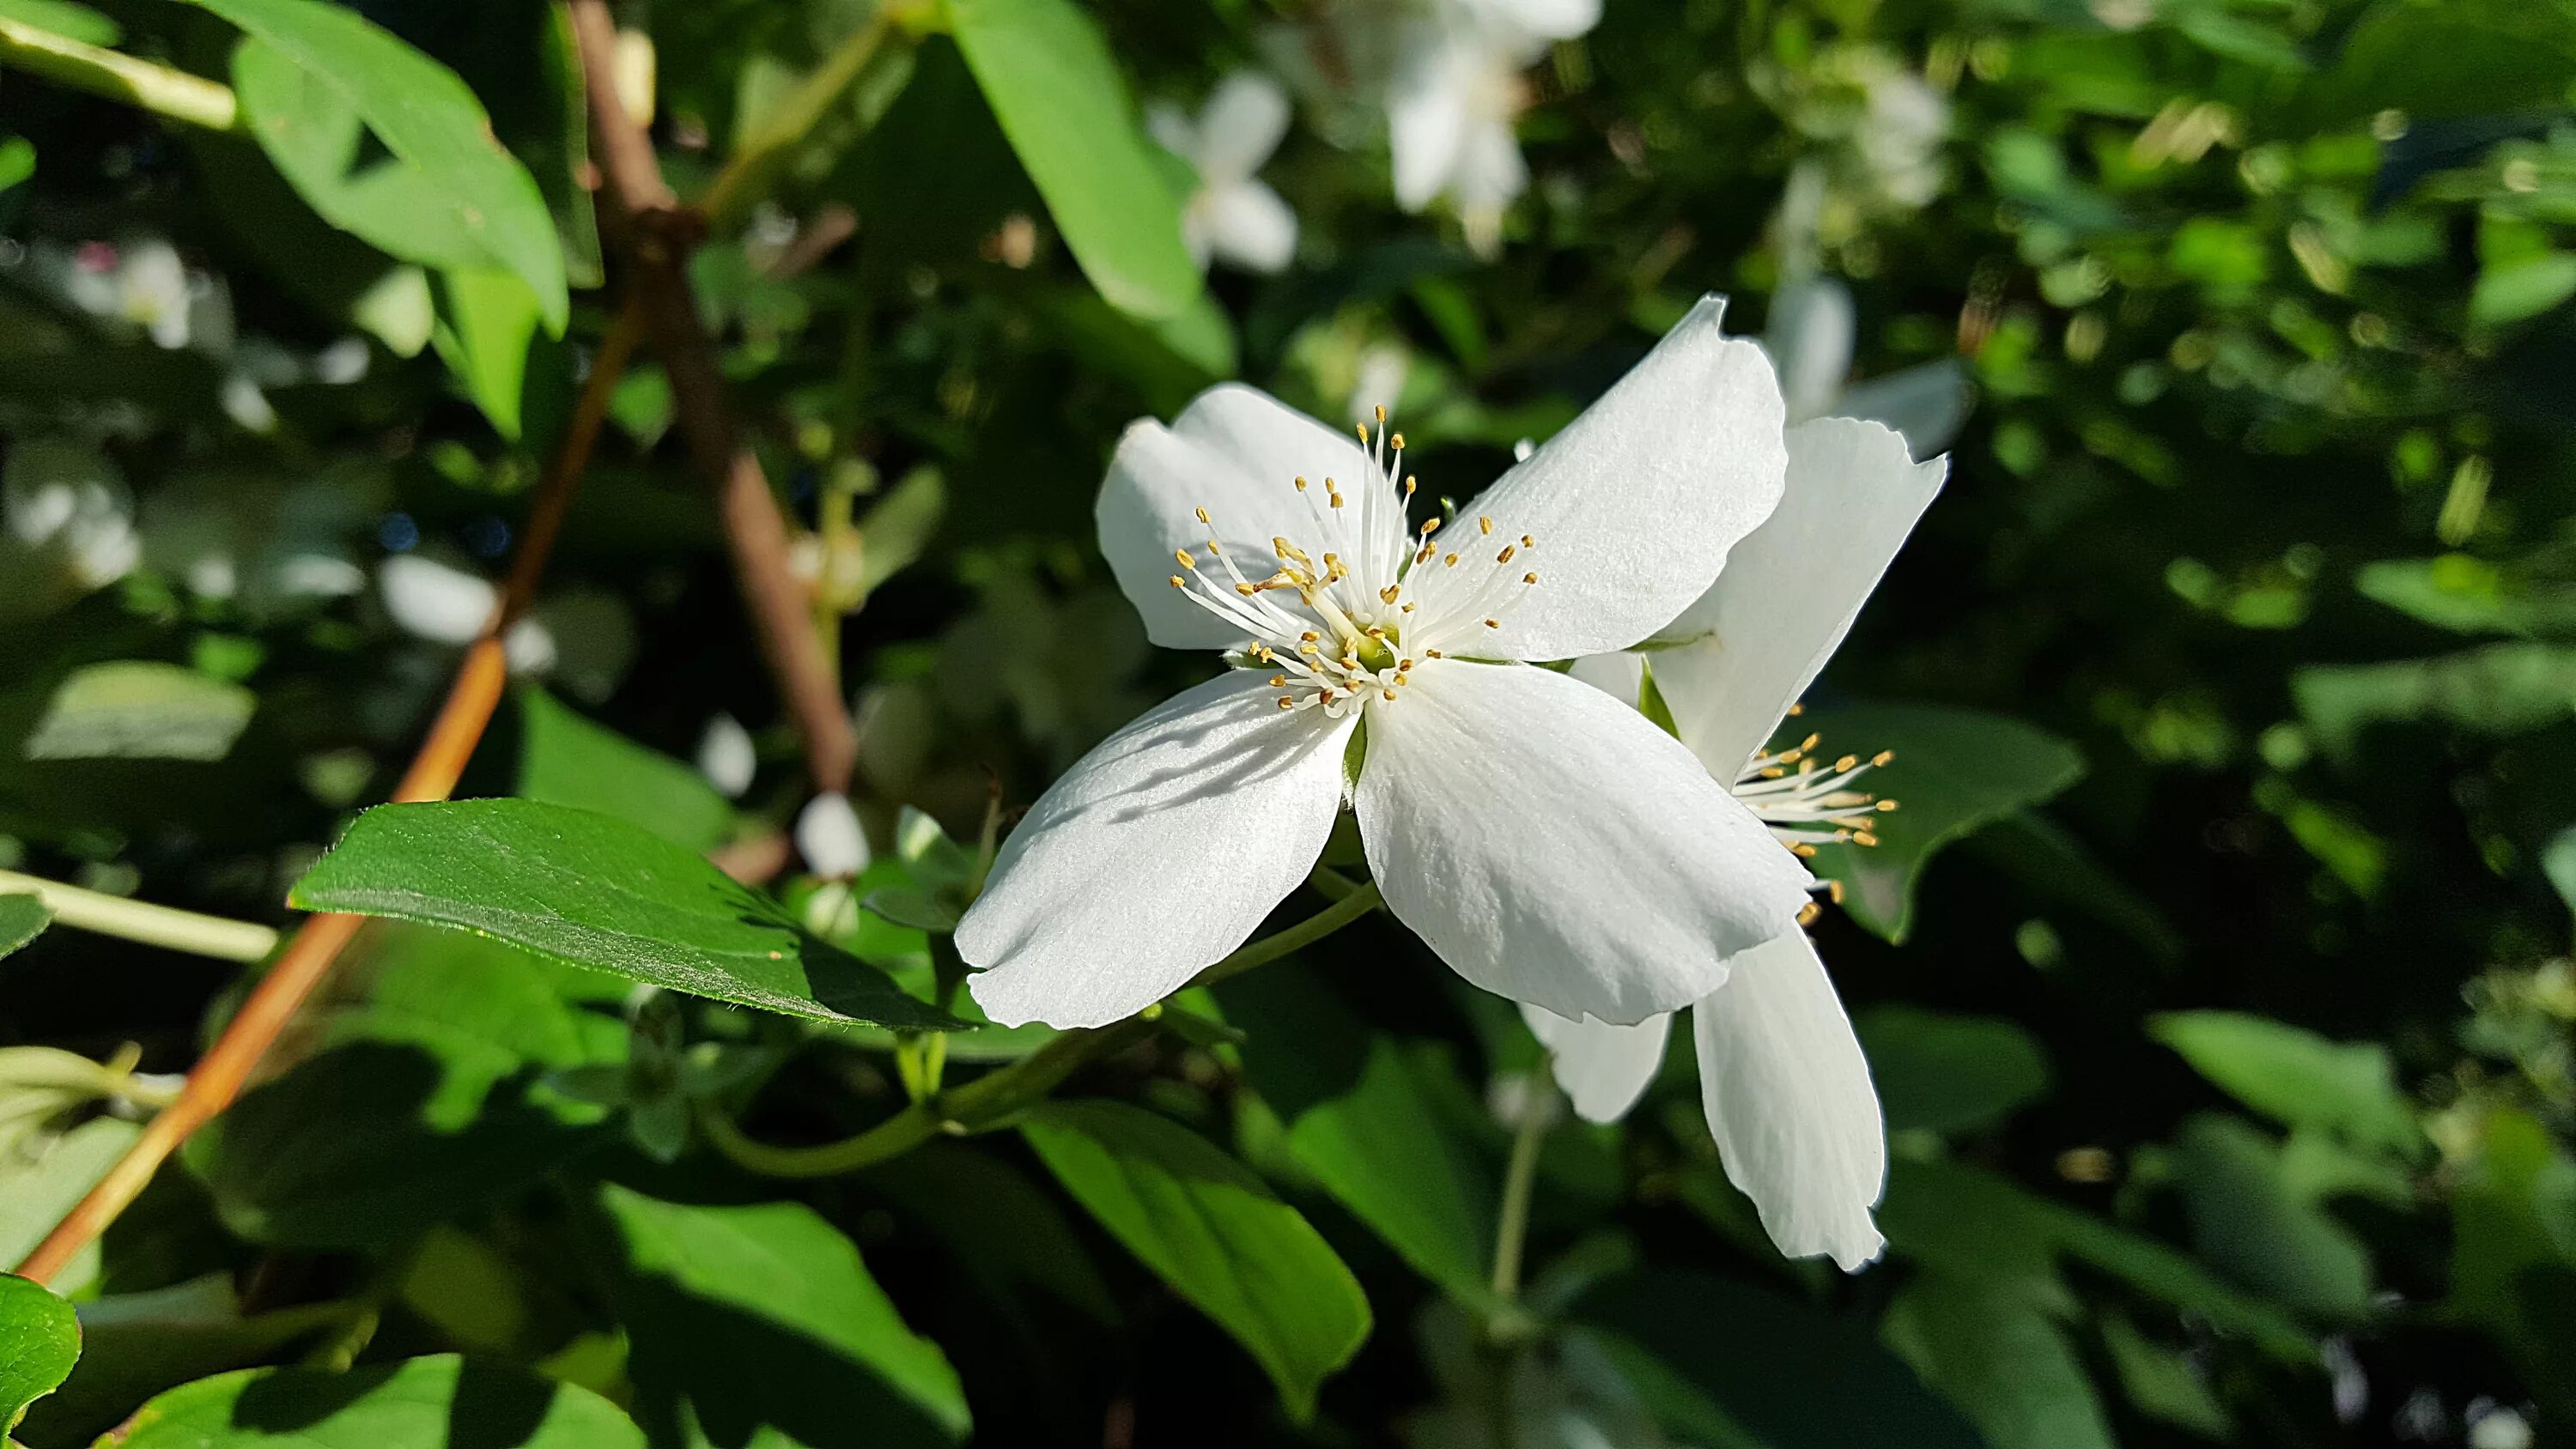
[1856,64,1949,209]
[795,791,870,879]
[3,436,142,592]
[376,552,633,700]
[1387,0,1599,254]
[959,294,1812,1032]
[697,714,758,798]
[1526,416,1948,1272]
[1765,274,1970,459]
[1150,73,1302,275]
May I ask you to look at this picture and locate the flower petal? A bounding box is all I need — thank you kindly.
[1388,28,1473,210]
[1467,0,1601,40]
[1654,417,1946,773]
[1097,385,1376,650]
[1832,358,1972,459]
[1764,276,1855,424]
[961,670,1356,1028]
[1196,71,1292,182]
[1563,649,1642,706]
[1203,180,1300,275]
[1523,1003,1669,1123]
[1692,930,1886,1271]
[1461,295,1789,660]
[1355,661,1813,1025]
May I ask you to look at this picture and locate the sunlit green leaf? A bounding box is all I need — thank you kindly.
[1883,1274,2117,1449]
[0,1273,78,1434]
[2151,1011,2420,1156]
[515,687,735,853]
[115,1355,641,1449]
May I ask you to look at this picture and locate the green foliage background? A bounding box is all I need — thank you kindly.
[3,0,2575,1445]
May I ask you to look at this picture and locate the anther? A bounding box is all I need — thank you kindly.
[1876,800,1899,813]
[1403,476,1417,495]
[1425,648,1444,658]
[1787,703,1806,716]
[1374,404,1387,422]
[1792,843,1819,858]
[1827,879,1847,904]
[1479,516,1493,536]
[1300,631,1319,642]
[1443,553,1459,567]
[1390,432,1405,450]
[1195,506,1211,524]
[1379,585,1401,603]
[1234,584,1257,596]
[1270,675,1287,687]
[1398,658,1413,670]
[1797,901,1823,926]
[1484,617,1500,628]
[1421,517,1443,536]
[1382,689,1396,701]
[1873,750,1895,766]
[1294,476,1309,492]
[1168,574,1185,588]
[1176,549,1196,568]
[1277,697,1294,710]
[1522,572,1538,584]
[1834,755,1858,772]
[1497,545,1516,563]
[1853,830,1881,848]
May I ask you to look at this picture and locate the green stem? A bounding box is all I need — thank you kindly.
[0,18,240,131]
[705,880,1382,1178]
[0,870,278,963]
[696,12,894,232]
[1490,1060,1555,1302]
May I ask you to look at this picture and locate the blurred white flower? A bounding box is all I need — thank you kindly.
[1766,274,1971,459]
[1150,72,1301,275]
[1387,0,1599,253]
[379,552,501,645]
[3,437,141,591]
[1857,64,1948,209]
[142,469,380,616]
[1346,343,1413,428]
[959,296,1810,1032]
[376,552,631,699]
[697,713,758,798]
[795,791,870,878]
[1528,415,1950,1272]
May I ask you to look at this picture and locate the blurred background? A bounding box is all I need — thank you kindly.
[3,0,2574,1445]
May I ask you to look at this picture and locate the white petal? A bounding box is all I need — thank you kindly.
[379,554,496,645]
[1355,662,1812,1025]
[1563,650,1642,706]
[697,713,756,798]
[1096,384,1377,650]
[1388,29,1473,211]
[1461,296,1789,661]
[1655,417,1946,773]
[962,671,1356,1028]
[1201,181,1299,275]
[1449,117,1529,216]
[1692,931,1885,1271]
[1145,100,1197,161]
[1523,1002,1668,1123]
[1764,276,1855,424]
[1195,71,1292,182]
[795,791,870,878]
[1832,358,1972,459]
[1467,0,1601,40]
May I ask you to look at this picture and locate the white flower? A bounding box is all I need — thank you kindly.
[957,295,1809,1031]
[1527,415,1948,1272]
[697,713,757,798]
[1151,73,1301,275]
[377,553,629,694]
[1388,0,1598,252]
[3,437,141,591]
[1766,275,1970,458]
[795,791,870,879]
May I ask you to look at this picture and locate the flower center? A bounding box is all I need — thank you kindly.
[1727,717,1900,923]
[1167,407,1544,718]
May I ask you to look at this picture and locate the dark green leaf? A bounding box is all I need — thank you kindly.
[115,1355,641,1449]
[2151,1011,2420,1156]
[2294,644,2576,756]
[1224,971,1498,1304]
[1577,1270,1985,1449]
[864,1143,1121,1324]
[1794,705,2086,943]
[0,1119,138,1296]
[1883,1274,2117,1449]
[1858,1007,2051,1135]
[289,799,963,1029]
[185,0,568,330]
[598,1185,969,1449]
[2166,1114,2372,1318]
[0,894,50,959]
[515,687,735,853]
[19,1284,346,1447]
[1023,1100,1370,1420]
[0,1273,78,1434]
[945,0,1201,318]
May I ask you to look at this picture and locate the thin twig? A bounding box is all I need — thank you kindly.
[9,304,643,1288]
[567,0,858,796]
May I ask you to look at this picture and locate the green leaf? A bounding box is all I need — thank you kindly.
[19,1282,347,1447]
[0,0,115,45]
[2294,644,2576,756]
[1224,972,1499,1304]
[186,924,625,1246]
[1794,704,2086,943]
[2447,1107,2576,1423]
[1022,1100,1370,1420]
[2150,1011,2420,1156]
[945,0,1201,319]
[0,894,50,959]
[21,661,254,763]
[2099,1310,2233,1439]
[2166,1114,2373,1318]
[1577,1270,1985,1449]
[863,1143,1121,1324]
[185,0,568,331]
[598,1185,969,1448]
[0,1273,78,1434]
[1882,1273,2117,1449]
[429,268,565,442]
[2472,253,2576,328]
[289,799,962,1030]
[515,687,735,853]
[2546,827,2576,925]
[1857,1007,2051,1135]
[0,1118,139,1296]
[115,1355,642,1449]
